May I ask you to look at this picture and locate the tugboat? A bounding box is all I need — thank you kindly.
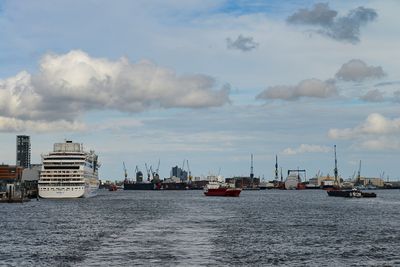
[204,181,241,197]
[327,188,376,198]
[327,145,377,198]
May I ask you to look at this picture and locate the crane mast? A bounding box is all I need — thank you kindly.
[357,160,362,184]
[123,162,128,180]
[334,145,339,186]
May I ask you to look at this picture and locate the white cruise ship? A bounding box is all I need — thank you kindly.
[38,140,100,198]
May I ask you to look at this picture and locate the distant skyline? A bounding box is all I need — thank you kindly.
[0,0,399,180]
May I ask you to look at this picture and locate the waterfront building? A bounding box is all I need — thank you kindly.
[0,164,23,183]
[0,164,23,193]
[16,135,31,168]
[358,177,385,187]
[171,166,188,181]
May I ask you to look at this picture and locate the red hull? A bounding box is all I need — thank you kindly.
[204,188,241,197]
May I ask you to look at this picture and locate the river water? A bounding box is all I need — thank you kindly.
[1,189,400,266]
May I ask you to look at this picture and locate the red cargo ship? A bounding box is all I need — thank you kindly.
[204,181,241,197]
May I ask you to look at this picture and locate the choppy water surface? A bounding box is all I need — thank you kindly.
[1,190,400,266]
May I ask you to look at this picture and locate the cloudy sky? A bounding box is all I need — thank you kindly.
[1,0,399,180]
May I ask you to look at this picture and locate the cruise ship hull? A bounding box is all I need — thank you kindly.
[38,183,99,199]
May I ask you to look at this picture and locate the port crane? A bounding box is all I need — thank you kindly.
[145,163,151,182]
[155,159,160,176]
[186,159,192,182]
[356,160,362,185]
[333,145,339,186]
[123,162,128,181]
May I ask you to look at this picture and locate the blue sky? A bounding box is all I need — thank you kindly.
[0,0,399,181]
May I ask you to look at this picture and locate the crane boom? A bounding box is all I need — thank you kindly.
[145,163,151,181]
[156,159,160,174]
[187,159,192,181]
[123,162,128,179]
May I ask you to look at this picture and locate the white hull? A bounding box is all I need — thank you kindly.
[39,183,98,199]
[285,177,298,190]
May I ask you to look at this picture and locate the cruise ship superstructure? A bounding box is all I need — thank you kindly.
[38,141,100,198]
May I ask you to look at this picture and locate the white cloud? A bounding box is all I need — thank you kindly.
[282,144,332,155]
[329,113,400,139]
[335,59,385,81]
[256,78,337,101]
[0,50,230,132]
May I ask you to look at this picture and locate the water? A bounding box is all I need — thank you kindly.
[1,190,400,266]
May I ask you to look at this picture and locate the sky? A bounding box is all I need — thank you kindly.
[1,0,400,181]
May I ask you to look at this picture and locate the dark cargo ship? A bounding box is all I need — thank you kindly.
[123,168,162,190]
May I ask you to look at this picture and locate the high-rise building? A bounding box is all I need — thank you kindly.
[16,135,31,168]
[171,166,188,181]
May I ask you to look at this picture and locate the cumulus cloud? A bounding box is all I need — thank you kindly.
[287,3,377,43]
[360,89,385,102]
[0,50,230,132]
[335,59,385,82]
[329,113,400,139]
[226,35,259,52]
[256,78,337,101]
[282,144,332,155]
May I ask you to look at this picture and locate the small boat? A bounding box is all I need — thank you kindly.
[204,181,241,197]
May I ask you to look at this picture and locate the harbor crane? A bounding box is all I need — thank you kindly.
[123,162,128,180]
[186,159,192,182]
[145,163,151,182]
[155,159,160,176]
[333,145,339,186]
[356,160,362,185]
